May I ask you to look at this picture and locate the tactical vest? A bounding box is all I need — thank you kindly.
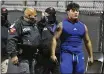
[17,18,41,51]
[39,23,60,56]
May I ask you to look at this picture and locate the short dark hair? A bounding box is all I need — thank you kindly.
[66,3,80,11]
[45,7,56,15]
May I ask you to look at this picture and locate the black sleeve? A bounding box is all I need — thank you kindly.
[37,20,45,35]
[7,21,11,27]
[7,20,21,58]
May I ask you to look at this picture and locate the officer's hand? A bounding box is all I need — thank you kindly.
[88,56,94,65]
[50,55,57,62]
[11,56,18,65]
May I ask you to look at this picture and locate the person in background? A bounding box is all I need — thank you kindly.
[36,7,60,74]
[1,7,11,73]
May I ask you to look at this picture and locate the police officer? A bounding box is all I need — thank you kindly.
[1,7,11,73]
[36,7,60,74]
[7,8,40,74]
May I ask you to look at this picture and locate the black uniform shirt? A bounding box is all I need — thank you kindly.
[7,16,40,57]
[1,20,11,57]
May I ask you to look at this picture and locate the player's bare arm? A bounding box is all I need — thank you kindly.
[83,24,93,63]
[51,22,62,62]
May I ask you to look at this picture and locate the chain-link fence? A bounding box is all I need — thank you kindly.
[1,0,104,13]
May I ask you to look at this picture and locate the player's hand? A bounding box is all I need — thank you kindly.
[88,56,94,65]
[50,55,57,62]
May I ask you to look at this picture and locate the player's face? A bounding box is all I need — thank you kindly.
[67,8,79,20]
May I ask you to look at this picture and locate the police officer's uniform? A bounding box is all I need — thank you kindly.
[1,7,11,73]
[36,18,60,74]
[7,16,40,73]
